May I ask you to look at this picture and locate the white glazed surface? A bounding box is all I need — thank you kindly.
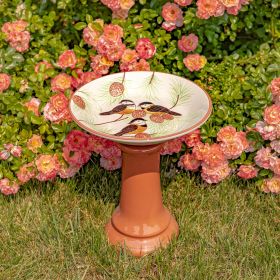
[70,71,212,145]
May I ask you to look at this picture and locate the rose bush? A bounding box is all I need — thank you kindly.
[0,0,280,195]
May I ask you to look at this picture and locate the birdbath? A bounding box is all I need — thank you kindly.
[69,71,212,257]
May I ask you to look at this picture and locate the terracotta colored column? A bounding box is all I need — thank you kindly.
[105,144,179,257]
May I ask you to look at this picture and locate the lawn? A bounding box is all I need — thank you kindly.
[0,158,279,280]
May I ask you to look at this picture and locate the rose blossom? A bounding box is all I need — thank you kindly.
[2,20,28,34]
[58,162,80,179]
[44,93,71,123]
[162,2,183,27]
[263,105,280,125]
[62,146,91,166]
[7,30,30,52]
[201,143,227,167]
[162,21,177,32]
[181,129,201,147]
[183,54,207,72]
[120,0,135,10]
[255,121,277,141]
[270,157,280,176]
[135,38,156,60]
[27,135,43,153]
[196,0,225,19]
[17,162,36,183]
[0,150,10,160]
[0,73,11,93]
[254,147,275,169]
[237,165,258,179]
[24,98,41,116]
[261,177,280,194]
[217,126,237,142]
[201,162,231,184]
[0,178,20,195]
[220,138,245,159]
[90,55,114,76]
[100,0,120,10]
[103,24,124,42]
[270,140,280,154]
[83,25,102,48]
[100,156,122,171]
[51,73,72,93]
[57,50,77,69]
[64,130,90,151]
[174,0,192,6]
[178,34,199,53]
[160,138,182,155]
[220,0,239,7]
[178,153,201,171]
[10,146,22,157]
[270,77,280,97]
[35,154,60,181]
[121,49,139,64]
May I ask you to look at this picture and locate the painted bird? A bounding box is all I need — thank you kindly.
[100,100,136,116]
[138,102,181,116]
[114,118,147,136]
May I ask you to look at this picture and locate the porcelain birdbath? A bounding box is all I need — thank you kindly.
[69,71,212,257]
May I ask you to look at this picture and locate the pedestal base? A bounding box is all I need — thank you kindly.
[106,213,179,257]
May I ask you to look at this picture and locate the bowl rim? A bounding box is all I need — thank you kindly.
[69,71,212,144]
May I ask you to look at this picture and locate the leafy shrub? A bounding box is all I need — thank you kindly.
[0,0,279,195]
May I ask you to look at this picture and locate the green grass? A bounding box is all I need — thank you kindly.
[0,159,279,280]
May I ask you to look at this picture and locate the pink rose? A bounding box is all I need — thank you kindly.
[261,177,280,194]
[0,178,20,195]
[254,147,275,169]
[201,162,231,184]
[24,98,41,116]
[270,157,280,176]
[62,146,91,166]
[264,105,280,125]
[7,31,30,52]
[183,54,207,72]
[35,154,60,181]
[51,73,72,93]
[27,135,43,153]
[196,0,225,19]
[100,156,122,171]
[135,38,156,60]
[160,138,182,155]
[237,165,258,179]
[57,50,77,69]
[0,73,11,93]
[181,129,201,147]
[178,34,199,53]
[103,24,124,42]
[83,26,101,48]
[17,162,36,184]
[162,3,183,24]
[64,130,90,152]
[270,77,280,97]
[44,93,71,123]
[178,153,201,171]
[174,0,192,6]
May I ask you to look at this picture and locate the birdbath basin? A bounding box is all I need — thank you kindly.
[70,71,212,257]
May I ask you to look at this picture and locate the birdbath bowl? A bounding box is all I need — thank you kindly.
[70,71,212,257]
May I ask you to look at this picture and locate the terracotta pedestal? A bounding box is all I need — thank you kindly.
[105,144,179,257]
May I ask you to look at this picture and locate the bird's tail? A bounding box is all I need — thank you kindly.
[114,131,124,136]
[100,111,112,116]
[169,111,181,116]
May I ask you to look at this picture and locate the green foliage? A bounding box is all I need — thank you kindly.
[199,43,280,141]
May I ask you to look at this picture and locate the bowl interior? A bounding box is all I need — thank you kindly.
[70,71,212,145]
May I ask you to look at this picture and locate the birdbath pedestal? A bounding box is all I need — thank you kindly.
[106,143,178,257]
[69,71,212,257]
